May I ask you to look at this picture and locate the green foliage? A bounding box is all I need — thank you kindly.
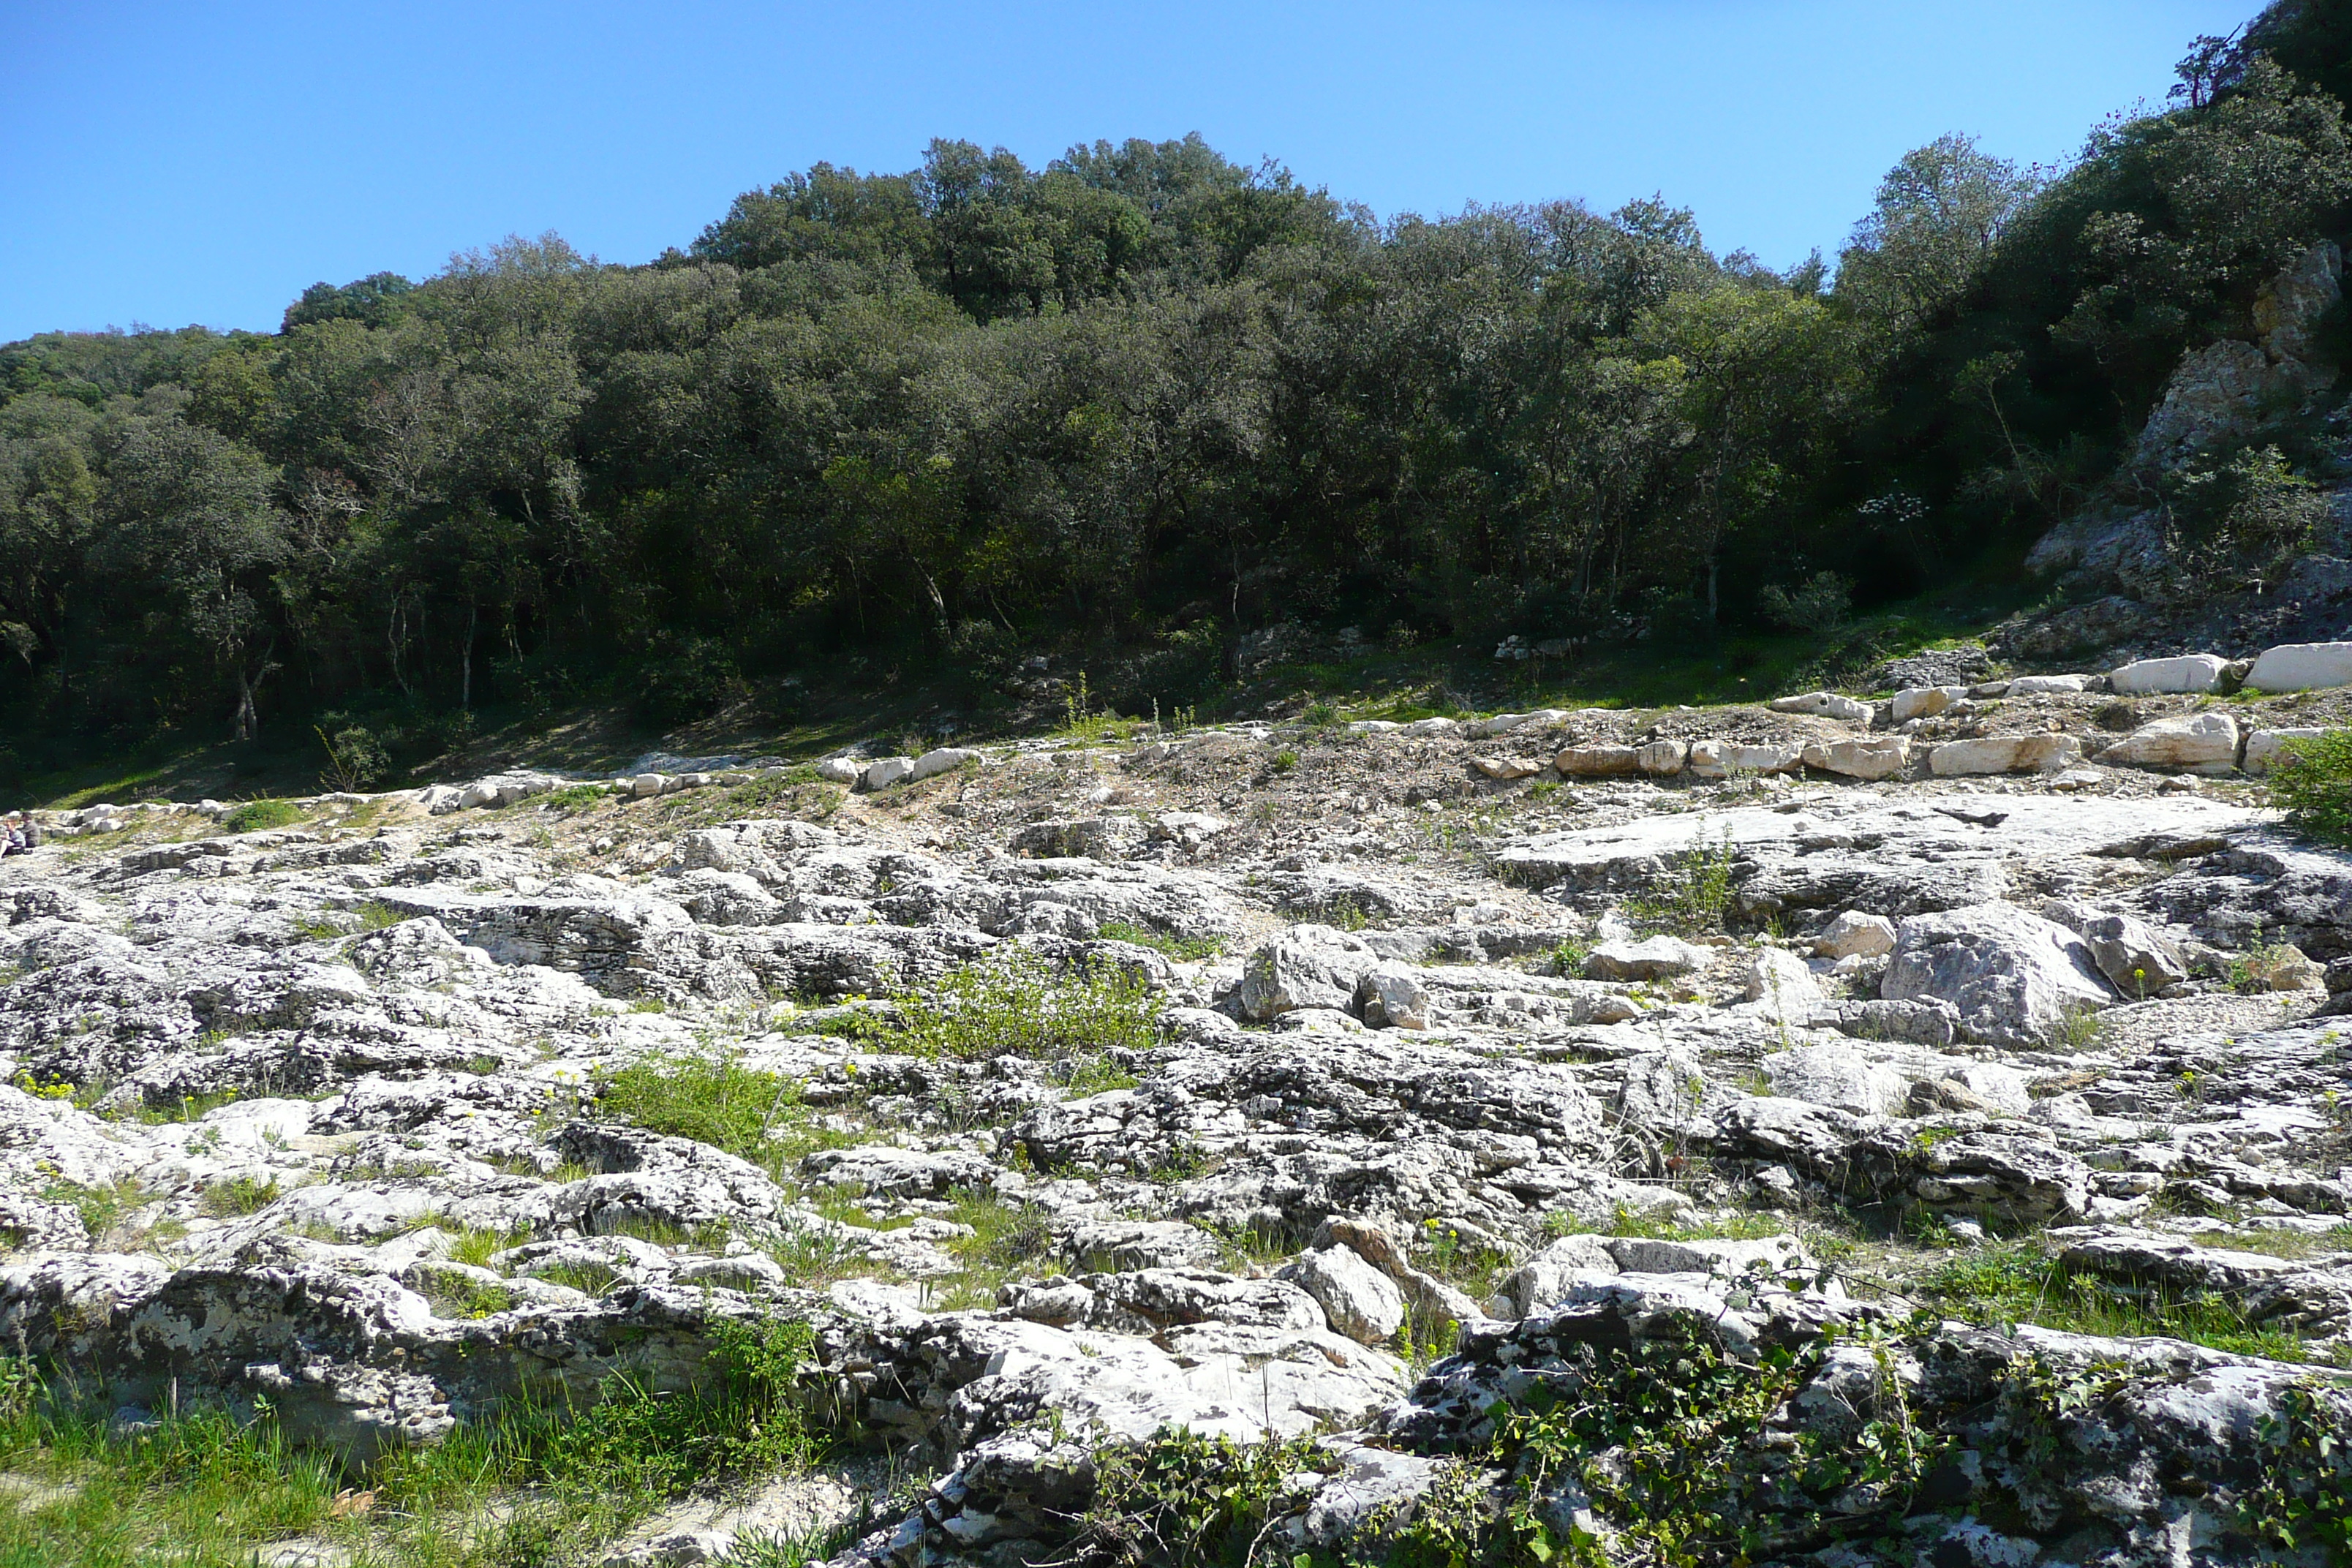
[0,1313,823,1567]
[221,799,303,834]
[38,1177,146,1244]
[2268,728,2352,847]
[1086,1321,1935,1568]
[2240,1377,2352,1558]
[542,782,609,813]
[2156,445,2331,598]
[842,947,1158,1068]
[1756,570,1852,635]
[1086,1428,1341,1567]
[543,1316,818,1502]
[1915,1240,2326,1362]
[0,1387,344,1567]
[1096,921,1224,961]
[1269,749,1299,774]
[10,28,2352,765]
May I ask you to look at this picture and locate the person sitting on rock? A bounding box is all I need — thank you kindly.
[1,817,26,856]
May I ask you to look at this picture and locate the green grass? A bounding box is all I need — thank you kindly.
[930,1188,1059,1308]
[596,1050,796,1161]
[540,783,610,813]
[221,799,306,834]
[1096,921,1224,962]
[594,1049,872,1179]
[37,1180,148,1246]
[442,1224,533,1269]
[196,1175,282,1218]
[1915,1241,2340,1363]
[1621,829,1738,937]
[0,1315,823,1568]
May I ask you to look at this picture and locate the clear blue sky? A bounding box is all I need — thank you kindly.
[1,0,2262,344]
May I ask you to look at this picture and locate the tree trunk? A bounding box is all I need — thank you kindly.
[462,602,477,711]
[234,665,257,743]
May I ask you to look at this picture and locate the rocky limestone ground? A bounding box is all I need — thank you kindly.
[4,684,2352,1567]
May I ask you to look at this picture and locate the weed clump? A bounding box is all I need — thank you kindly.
[222,799,304,834]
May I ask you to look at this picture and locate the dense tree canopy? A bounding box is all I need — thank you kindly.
[7,7,2352,773]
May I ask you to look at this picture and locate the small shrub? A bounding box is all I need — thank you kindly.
[1085,1429,1339,1567]
[447,1224,533,1268]
[1301,701,1341,728]
[1625,827,1738,935]
[1060,671,1130,742]
[1758,570,1854,635]
[42,1177,148,1243]
[2051,1000,2107,1049]
[2267,728,2352,847]
[222,799,304,834]
[1269,749,1299,773]
[1319,894,1370,932]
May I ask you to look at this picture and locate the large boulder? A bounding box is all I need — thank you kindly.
[2108,654,2228,695]
[1926,734,2081,777]
[1767,691,1870,722]
[1584,936,1709,981]
[2051,904,2190,998]
[2247,640,2352,693]
[2095,712,2239,774]
[1228,927,1377,1022]
[1740,948,1824,1023]
[1552,743,1640,777]
[2244,726,2332,774]
[1636,740,1688,776]
[1881,902,2114,1048]
[1890,685,1964,722]
[1276,1247,1406,1346]
[908,747,983,782]
[1801,736,1910,780]
[1687,740,1803,778]
[1813,911,1896,960]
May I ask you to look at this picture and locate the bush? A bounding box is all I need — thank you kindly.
[314,725,389,791]
[1757,570,1854,635]
[2267,729,2352,846]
